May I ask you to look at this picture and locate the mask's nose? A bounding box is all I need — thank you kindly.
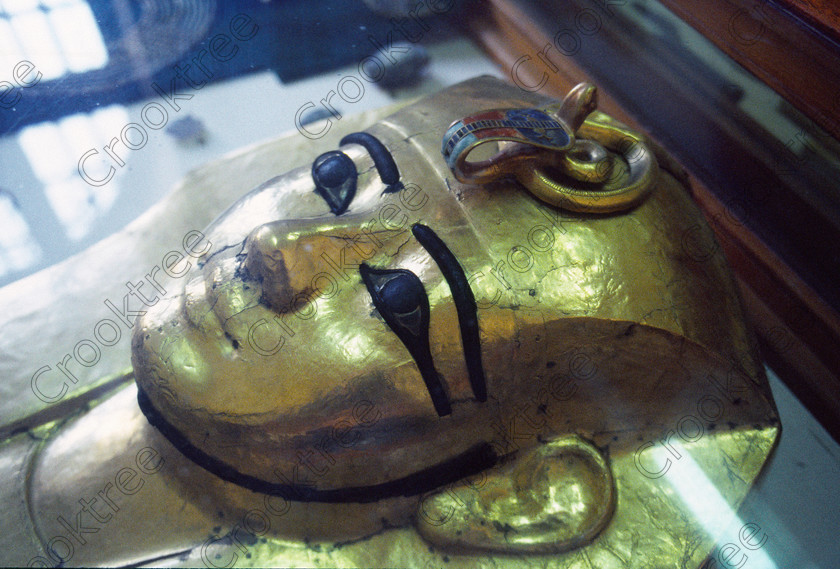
[242,218,345,314]
[240,210,392,314]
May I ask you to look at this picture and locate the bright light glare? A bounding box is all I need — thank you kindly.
[48,2,108,72]
[0,19,24,74]
[91,105,130,140]
[0,0,40,15]
[18,105,128,241]
[39,0,76,8]
[58,112,102,158]
[1,1,108,80]
[0,193,41,277]
[18,121,70,182]
[8,10,65,80]
[43,177,117,240]
[656,445,780,569]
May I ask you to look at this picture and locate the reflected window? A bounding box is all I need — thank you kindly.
[0,190,41,278]
[17,105,128,240]
[0,0,108,80]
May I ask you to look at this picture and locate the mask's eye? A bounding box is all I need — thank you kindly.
[360,264,451,416]
[312,150,357,215]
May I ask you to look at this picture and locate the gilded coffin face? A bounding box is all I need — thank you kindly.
[129,77,778,556]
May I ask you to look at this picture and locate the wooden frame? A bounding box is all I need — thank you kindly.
[658,0,840,141]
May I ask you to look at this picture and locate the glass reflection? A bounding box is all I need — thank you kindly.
[17,105,127,240]
[0,0,107,80]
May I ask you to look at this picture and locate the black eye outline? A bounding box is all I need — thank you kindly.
[360,224,489,414]
[311,150,357,215]
[359,264,452,417]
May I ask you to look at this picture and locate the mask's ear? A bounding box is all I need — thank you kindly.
[415,435,615,554]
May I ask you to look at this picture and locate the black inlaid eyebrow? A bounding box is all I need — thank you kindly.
[340,132,403,193]
[359,264,451,416]
[412,224,487,402]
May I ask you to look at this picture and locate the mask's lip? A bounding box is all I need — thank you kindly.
[136,385,498,503]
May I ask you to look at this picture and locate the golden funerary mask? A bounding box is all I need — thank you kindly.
[130,77,779,562]
[13,76,778,567]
